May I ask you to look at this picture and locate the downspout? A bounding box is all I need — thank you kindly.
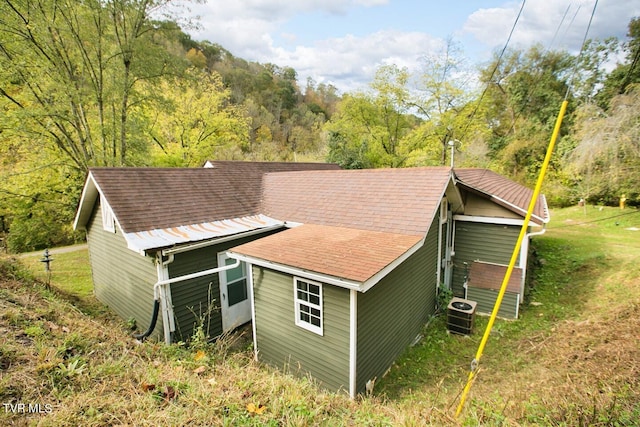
[436,204,444,288]
[246,262,258,362]
[134,253,241,344]
[349,289,358,398]
[133,252,174,342]
[519,222,548,298]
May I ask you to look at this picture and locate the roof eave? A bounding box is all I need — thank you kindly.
[455,181,548,225]
[73,171,99,231]
[359,237,425,292]
[226,251,364,290]
[489,193,547,225]
[228,233,426,293]
[444,171,465,214]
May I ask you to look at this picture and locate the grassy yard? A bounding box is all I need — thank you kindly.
[377,205,640,423]
[1,206,639,425]
[19,246,93,299]
[18,246,108,317]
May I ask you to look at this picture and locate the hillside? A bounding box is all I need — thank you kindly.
[1,206,639,426]
[2,2,639,254]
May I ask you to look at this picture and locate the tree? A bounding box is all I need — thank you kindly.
[572,37,619,104]
[280,104,325,162]
[304,78,340,119]
[145,68,250,166]
[325,65,416,168]
[597,18,640,109]
[409,39,477,165]
[0,0,189,251]
[478,45,574,183]
[0,133,83,252]
[401,99,491,168]
[565,85,640,204]
[0,0,186,171]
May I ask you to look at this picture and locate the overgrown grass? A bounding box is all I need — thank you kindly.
[0,263,391,426]
[3,206,639,425]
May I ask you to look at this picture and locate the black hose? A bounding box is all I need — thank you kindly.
[132,299,160,341]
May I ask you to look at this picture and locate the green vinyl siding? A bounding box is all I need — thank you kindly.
[168,246,221,343]
[86,203,160,340]
[466,287,519,319]
[356,217,439,393]
[253,267,351,393]
[168,230,281,343]
[452,221,520,297]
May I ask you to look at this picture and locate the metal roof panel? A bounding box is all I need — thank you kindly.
[123,214,284,253]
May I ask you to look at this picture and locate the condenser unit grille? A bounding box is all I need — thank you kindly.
[447,297,477,335]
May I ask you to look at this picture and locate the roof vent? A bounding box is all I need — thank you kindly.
[447,297,477,335]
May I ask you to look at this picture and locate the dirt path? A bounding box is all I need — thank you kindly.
[18,243,88,257]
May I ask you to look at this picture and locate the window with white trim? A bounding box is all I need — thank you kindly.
[100,194,115,233]
[294,278,323,335]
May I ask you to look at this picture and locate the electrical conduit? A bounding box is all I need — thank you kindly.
[133,253,240,342]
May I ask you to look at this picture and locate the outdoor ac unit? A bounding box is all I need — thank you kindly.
[447,297,477,335]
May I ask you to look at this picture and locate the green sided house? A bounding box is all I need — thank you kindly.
[450,169,549,319]
[73,161,341,343]
[73,162,549,397]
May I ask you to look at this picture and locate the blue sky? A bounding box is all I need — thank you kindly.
[184,0,638,92]
[274,2,488,44]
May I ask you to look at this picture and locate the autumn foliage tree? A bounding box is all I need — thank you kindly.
[1,2,638,251]
[145,69,250,166]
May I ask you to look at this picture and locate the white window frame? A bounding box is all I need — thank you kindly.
[100,194,115,233]
[293,277,323,336]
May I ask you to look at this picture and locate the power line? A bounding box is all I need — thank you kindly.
[498,4,578,132]
[619,38,640,93]
[0,189,73,207]
[461,2,580,145]
[458,0,527,142]
[551,4,575,52]
[566,0,600,100]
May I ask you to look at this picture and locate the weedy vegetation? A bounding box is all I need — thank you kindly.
[1,206,639,426]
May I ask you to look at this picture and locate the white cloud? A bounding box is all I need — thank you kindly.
[189,0,387,28]
[269,30,444,92]
[464,0,640,54]
[180,0,637,93]
[185,0,435,92]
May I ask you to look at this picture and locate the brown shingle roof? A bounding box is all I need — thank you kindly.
[89,167,258,233]
[229,224,423,283]
[454,168,549,224]
[85,162,339,233]
[262,167,452,236]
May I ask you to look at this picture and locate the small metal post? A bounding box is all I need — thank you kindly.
[40,249,53,287]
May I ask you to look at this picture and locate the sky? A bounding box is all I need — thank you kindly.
[181,0,639,93]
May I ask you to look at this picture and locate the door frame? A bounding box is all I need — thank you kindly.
[217,252,251,332]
